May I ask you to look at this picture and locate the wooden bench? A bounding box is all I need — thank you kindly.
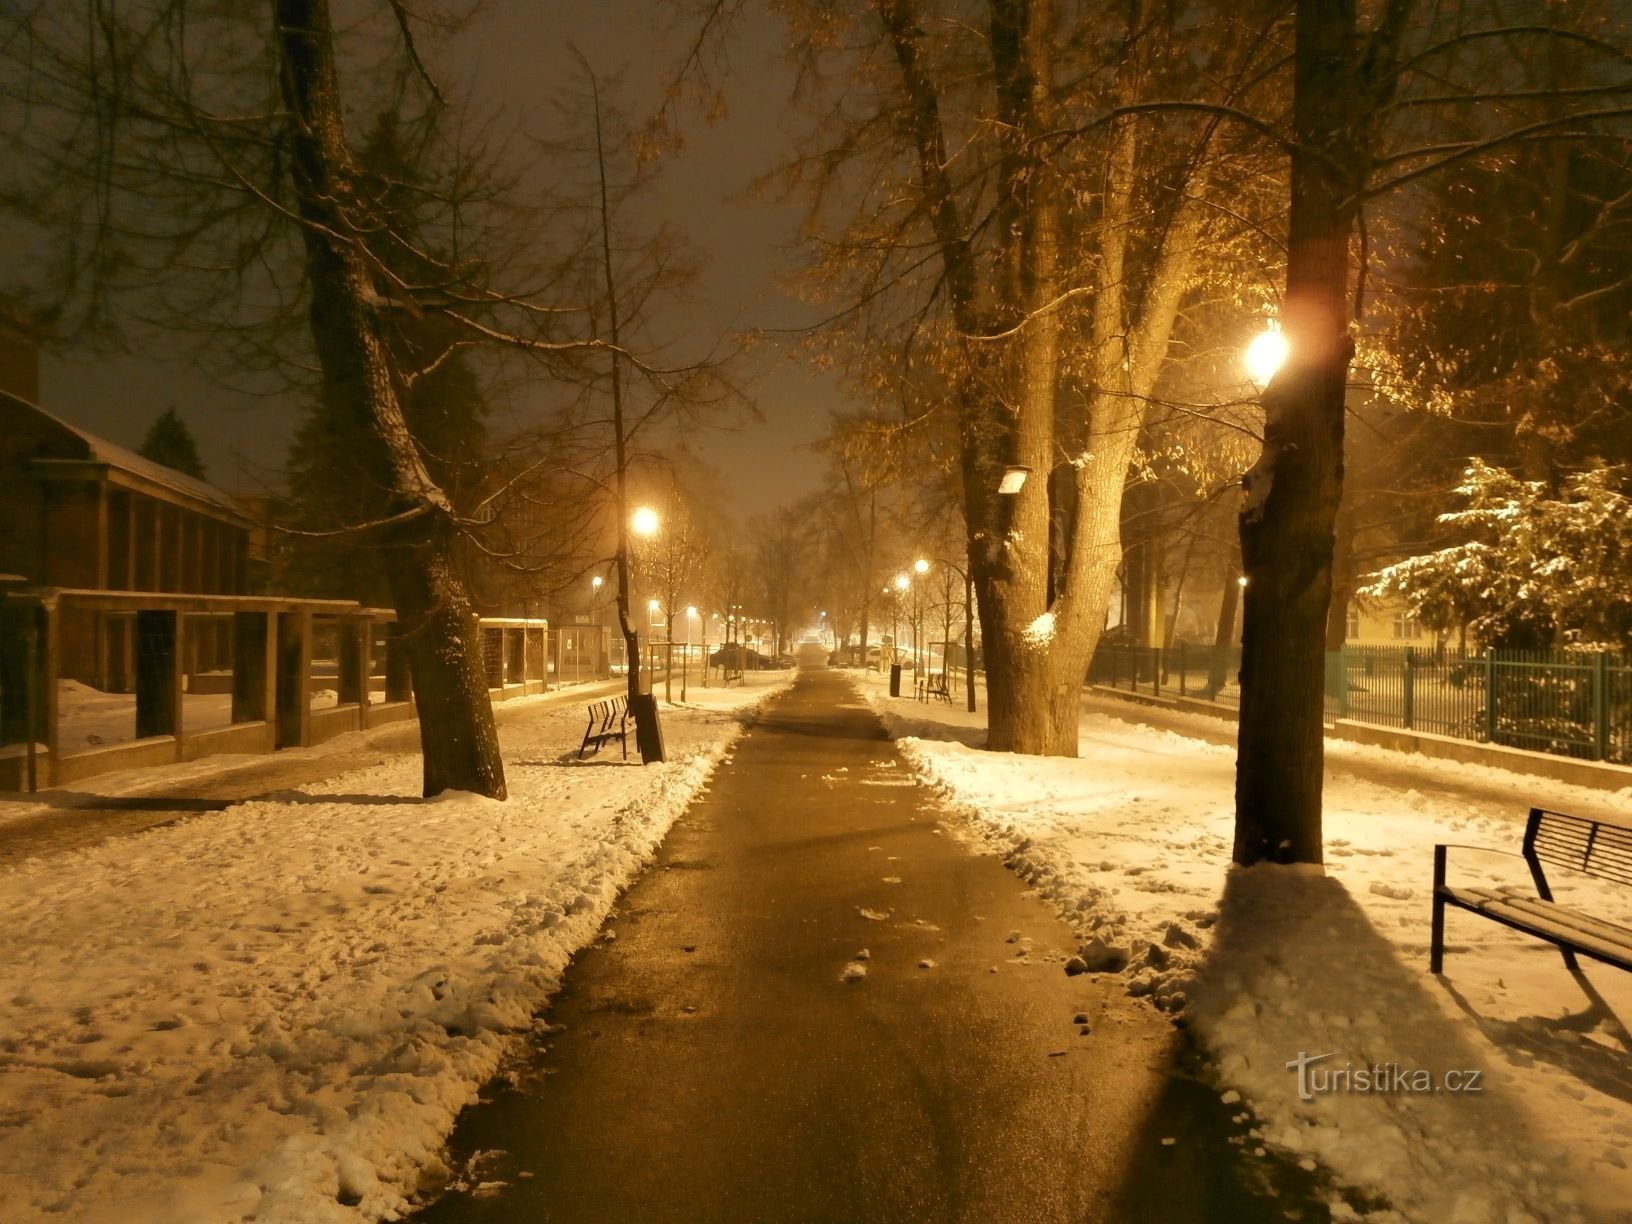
[1432,807,1632,975]
[916,672,952,704]
[578,695,629,760]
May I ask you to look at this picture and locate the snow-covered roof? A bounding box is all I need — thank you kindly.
[1,389,252,523]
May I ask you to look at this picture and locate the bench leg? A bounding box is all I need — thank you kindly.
[1559,945,1581,973]
[1430,845,1446,974]
[1430,894,1446,974]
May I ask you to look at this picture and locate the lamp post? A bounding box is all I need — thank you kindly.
[621,504,664,761]
[891,574,908,666]
[589,574,604,679]
[912,558,928,678]
[682,606,696,700]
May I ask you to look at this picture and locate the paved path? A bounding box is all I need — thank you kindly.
[418,667,1313,1223]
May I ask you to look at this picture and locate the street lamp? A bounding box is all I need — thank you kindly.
[1244,327,1289,385]
[631,505,660,538]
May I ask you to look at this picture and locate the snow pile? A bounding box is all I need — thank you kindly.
[0,674,791,1223]
[854,670,1632,1220]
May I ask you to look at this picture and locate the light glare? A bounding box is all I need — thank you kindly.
[631,506,661,537]
[1245,329,1289,384]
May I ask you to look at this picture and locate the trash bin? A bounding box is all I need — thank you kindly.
[888,663,903,697]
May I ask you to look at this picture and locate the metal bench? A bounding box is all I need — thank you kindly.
[916,672,952,704]
[1431,807,1632,975]
[578,695,629,760]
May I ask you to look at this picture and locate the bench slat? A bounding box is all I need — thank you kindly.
[1440,887,1632,949]
[1435,809,1632,975]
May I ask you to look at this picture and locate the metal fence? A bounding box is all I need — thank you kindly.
[1088,642,1242,702]
[1088,643,1632,766]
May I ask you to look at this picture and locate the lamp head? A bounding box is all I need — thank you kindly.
[630,506,660,537]
[1244,328,1289,384]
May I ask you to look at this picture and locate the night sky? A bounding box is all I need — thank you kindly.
[36,2,839,516]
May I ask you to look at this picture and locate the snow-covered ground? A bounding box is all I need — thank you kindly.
[856,670,1632,1223]
[0,673,792,1224]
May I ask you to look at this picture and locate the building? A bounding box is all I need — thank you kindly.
[0,315,259,689]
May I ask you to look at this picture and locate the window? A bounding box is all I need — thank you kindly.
[1391,610,1423,640]
[1344,605,1360,640]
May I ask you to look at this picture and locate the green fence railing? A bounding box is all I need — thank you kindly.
[1087,643,1632,766]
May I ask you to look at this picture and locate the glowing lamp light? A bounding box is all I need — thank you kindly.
[630,506,660,537]
[914,558,929,575]
[1244,329,1290,384]
[591,575,603,590]
[685,605,697,618]
[894,573,910,592]
[648,598,660,612]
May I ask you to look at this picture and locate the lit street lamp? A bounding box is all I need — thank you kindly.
[631,505,660,538]
[615,500,664,762]
[1244,327,1289,385]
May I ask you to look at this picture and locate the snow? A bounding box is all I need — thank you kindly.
[855,670,1632,1222]
[0,673,792,1223]
[52,678,388,755]
[1023,611,1056,648]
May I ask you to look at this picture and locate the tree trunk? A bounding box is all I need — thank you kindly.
[1234,0,1398,865]
[1206,530,1242,699]
[274,0,504,799]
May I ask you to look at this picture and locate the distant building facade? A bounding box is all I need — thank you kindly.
[0,314,260,688]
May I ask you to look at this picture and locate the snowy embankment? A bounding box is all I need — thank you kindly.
[855,670,1632,1223]
[0,674,791,1224]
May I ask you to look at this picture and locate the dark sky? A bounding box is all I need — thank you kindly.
[37,1,840,516]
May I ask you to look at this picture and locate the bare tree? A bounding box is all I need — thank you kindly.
[763,0,1275,754]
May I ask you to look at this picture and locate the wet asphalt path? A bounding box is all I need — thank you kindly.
[417,666,1319,1223]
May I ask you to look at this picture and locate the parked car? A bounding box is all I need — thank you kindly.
[709,643,772,670]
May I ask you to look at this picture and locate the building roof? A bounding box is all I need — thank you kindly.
[1,390,254,523]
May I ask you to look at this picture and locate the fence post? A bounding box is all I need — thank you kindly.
[1594,651,1610,761]
[1338,643,1350,720]
[1153,647,1162,698]
[1484,651,1496,743]
[1178,642,1187,698]
[1402,645,1415,731]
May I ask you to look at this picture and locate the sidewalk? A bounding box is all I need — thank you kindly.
[417,667,1315,1223]
[0,678,625,865]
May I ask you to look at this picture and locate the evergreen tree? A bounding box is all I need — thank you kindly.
[138,407,207,481]
[1361,461,1632,650]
